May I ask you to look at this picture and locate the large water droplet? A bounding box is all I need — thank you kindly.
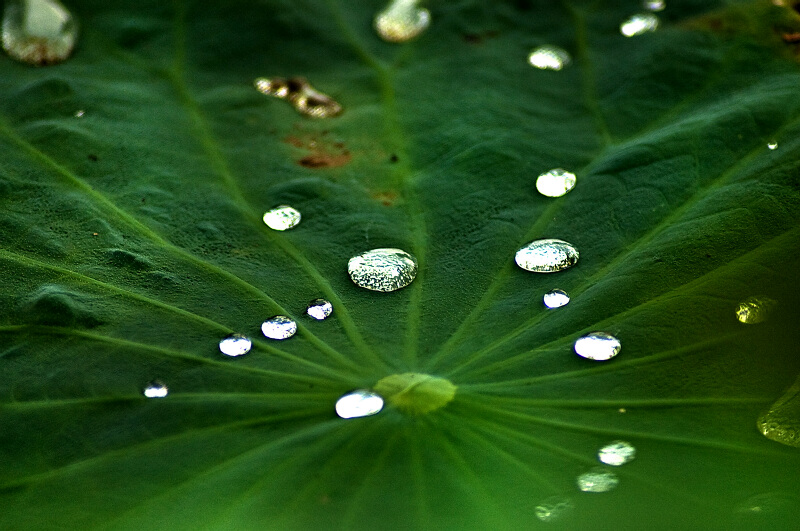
[536,168,576,197]
[374,373,457,415]
[306,298,333,320]
[254,77,342,118]
[528,45,571,71]
[574,332,621,361]
[143,381,168,398]
[735,297,776,324]
[598,440,636,466]
[515,239,579,273]
[534,496,574,522]
[543,289,570,309]
[261,315,297,340]
[757,375,800,448]
[2,0,77,65]
[348,248,417,292]
[263,205,301,231]
[644,0,665,11]
[576,467,619,493]
[335,390,384,419]
[374,0,430,43]
[620,13,659,37]
[218,333,252,357]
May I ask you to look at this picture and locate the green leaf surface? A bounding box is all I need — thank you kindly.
[2,0,800,529]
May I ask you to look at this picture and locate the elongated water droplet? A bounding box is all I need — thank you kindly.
[306,298,333,320]
[757,375,800,448]
[336,390,384,419]
[598,440,636,466]
[574,332,621,361]
[374,373,457,415]
[348,248,417,292]
[143,381,168,398]
[254,77,342,118]
[620,13,659,37]
[644,0,665,11]
[261,315,297,340]
[543,289,570,309]
[536,168,576,197]
[263,205,301,231]
[767,142,778,150]
[528,45,571,71]
[374,0,430,43]
[735,297,776,324]
[576,467,619,493]
[534,496,574,522]
[218,333,252,357]
[2,0,77,65]
[515,239,579,273]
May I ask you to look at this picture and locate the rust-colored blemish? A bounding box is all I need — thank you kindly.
[284,129,352,169]
[371,190,398,207]
[782,31,800,42]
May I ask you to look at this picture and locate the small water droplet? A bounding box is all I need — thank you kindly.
[254,77,342,118]
[515,239,579,273]
[73,109,84,118]
[576,467,619,493]
[534,496,574,522]
[767,141,778,150]
[528,45,571,71]
[543,289,570,309]
[735,297,776,324]
[306,298,333,320]
[597,440,636,466]
[263,205,301,231]
[143,381,168,398]
[2,0,77,65]
[261,315,297,340]
[574,332,621,361]
[644,0,665,11]
[536,168,576,198]
[336,390,384,419]
[218,333,252,357]
[620,13,659,37]
[374,0,430,43]
[348,248,418,292]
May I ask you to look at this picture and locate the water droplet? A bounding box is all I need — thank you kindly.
[374,373,457,415]
[576,467,619,493]
[348,248,417,292]
[536,168,577,197]
[767,141,778,150]
[574,332,621,361]
[757,375,800,448]
[528,45,571,71]
[262,205,301,231]
[644,0,665,11]
[2,0,77,65]
[218,333,252,357]
[254,77,342,118]
[515,239,579,273]
[143,381,168,398]
[374,0,430,43]
[620,13,659,37]
[543,289,570,309]
[335,390,384,419]
[306,298,333,320]
[261,315,297,340]
[73,109,84,118]
[534,496,574,522]
[735,296,776,324]
[597,440,636,466]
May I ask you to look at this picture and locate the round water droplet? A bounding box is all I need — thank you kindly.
[374,0,430,43]
[543,289,570,309]
[644,0,665,11]
[767,142,778,150]
[336,390,384,419]
[620,13,659,37]
[374,373,457,415]
[574,332,621,361]
[735,297,776,324]
[515,239,579,273]
[348,248,417,292]
[261,315,297,340]
[306,298,333,320]
[218,333,252,357]
[263,205,301,231]
[143,381,168,398]
[534,496,574,522]
[2,0,77,65]
[536,168,577,197]
[576,467,619,493]
[598,440,636,466]
[528,45,571,71]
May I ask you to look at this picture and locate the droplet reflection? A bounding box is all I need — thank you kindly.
[515,239,579,273]
[576,467,619,493]
[143,381,168,398]
[336,390,384,419]
[620,13,659,37]
[543,289,570,309]
[263,205,301,231]
[261,315,297,340]
[574,332,621,361]
[536,168,576,197]
[598,440,636,466]
[528,45,571,71]
[735,297,776,324]
[374,0,430,43]
[2,0,77,65]
[348,248,418,292]
[306,298,333,320]
[219,333,252,357]
[534,496,574,522]
[254,77,342,118]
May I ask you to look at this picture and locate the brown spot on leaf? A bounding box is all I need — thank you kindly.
[285,129,352,169]
[371,190,398,206]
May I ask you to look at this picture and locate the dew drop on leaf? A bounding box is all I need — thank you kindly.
[735,297,776,324]
[373,373,457,415]
[1,0,77,65]
[576,467,619,493]
[306,298,333,320]
[574,332,621,361]
[261,315,297,340]
[348,248,418,292]
[543,289,570,309]
[515,239,579,273]
[262,205,301,231]
[644,0,665,11]
[534,496,574,522]
[767,141,778,150]
[254,77,342,118]
[73,109,84,118]
[528,45,571,71]
[620,13,659,37]
[143,381,168,398]
[335,390,384,419]
[597,440,636,466]
[374,0,430,43]
[218,333,252,357]
[757,375,800,448]
[536,168,577,197]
